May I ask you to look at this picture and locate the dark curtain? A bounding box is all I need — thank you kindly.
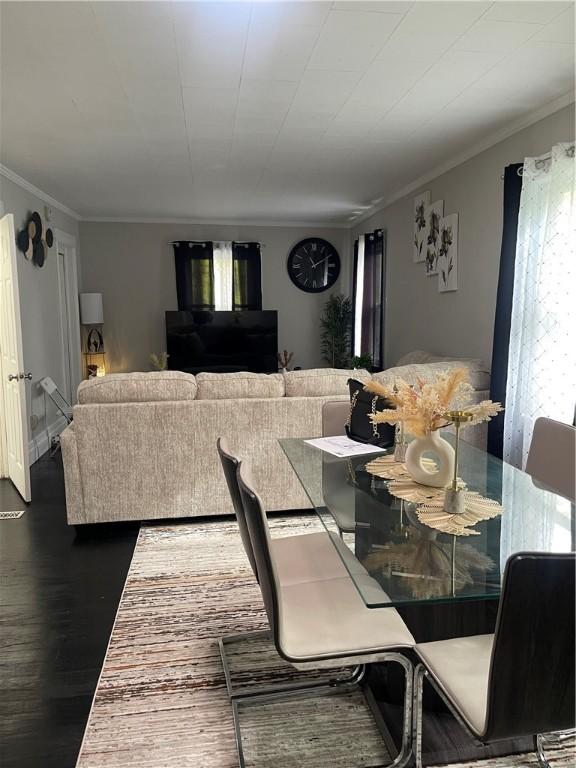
[232,242,262,310]
[352,230,386,370]
[173,241,214,310]
[351,240,358,338]
[363,229,385,370]
[487,163,523,458]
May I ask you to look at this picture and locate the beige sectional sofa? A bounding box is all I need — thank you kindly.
[61,352,490,525]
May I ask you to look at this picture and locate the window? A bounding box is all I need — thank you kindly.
[503,142,575,469]
[173,241,262,311]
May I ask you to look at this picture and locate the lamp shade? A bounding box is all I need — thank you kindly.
[80,293,103,325]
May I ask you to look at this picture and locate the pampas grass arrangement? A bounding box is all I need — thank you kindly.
[365,367,502,439]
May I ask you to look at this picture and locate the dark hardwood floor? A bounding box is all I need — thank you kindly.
[0,455,138,768]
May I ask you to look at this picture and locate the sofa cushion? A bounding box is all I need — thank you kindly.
[195,371,285,400]
[373,360,489,391]
[284,368,371,397]
[395,350,437,366]
[78,371,197,404]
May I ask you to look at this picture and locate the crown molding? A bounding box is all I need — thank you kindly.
[81,215,350,229]
[351,92,575,228]
[0,164,81,221]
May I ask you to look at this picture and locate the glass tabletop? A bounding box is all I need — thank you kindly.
[280,436,575,608]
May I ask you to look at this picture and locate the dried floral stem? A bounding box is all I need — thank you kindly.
[365,368,502,439]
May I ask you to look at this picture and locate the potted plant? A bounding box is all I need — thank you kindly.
[320,294,352,368]
[351,353,373,372]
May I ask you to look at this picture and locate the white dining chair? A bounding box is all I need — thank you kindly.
[216,437,388,699]
[525,417,576,502]
[233,460,415,768]
[322,399,349,436]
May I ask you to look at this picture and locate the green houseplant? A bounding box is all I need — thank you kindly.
[351,353,373,371]
[320,294,352,368]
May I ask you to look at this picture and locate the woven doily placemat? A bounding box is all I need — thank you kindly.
[365,456,465,502]
[365,455,437,481]
[417,492,503,536]
[387,479,446,504]
[365,456,502,536]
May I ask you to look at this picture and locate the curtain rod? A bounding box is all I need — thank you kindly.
[168,240,265,247]
[501,143,574,179]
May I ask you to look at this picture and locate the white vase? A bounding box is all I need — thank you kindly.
[405,431,455,488]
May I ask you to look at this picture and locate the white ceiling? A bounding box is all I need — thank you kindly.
[0,1,574,224]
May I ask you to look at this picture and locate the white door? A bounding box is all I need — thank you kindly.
[0,214,31,501]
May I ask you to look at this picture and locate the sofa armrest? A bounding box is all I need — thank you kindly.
[61,424,85,525]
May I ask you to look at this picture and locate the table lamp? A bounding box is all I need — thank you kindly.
[80,292,106,377]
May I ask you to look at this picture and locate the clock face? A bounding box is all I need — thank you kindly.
[287,238,340,293]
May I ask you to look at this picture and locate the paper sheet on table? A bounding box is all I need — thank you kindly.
[304,436,386,458]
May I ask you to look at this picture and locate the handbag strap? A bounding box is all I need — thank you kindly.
[346,389,360,429]
[370,395,379,438]
[347,388,381,439]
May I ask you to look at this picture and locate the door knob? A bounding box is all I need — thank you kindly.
[7,374,18,381]
[20,372,32,380]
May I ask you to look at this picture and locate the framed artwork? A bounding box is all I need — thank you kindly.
[413,191,430,263]
[438,213,458,292]
[424,200,444,275]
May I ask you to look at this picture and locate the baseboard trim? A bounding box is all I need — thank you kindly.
[28,415,69,466]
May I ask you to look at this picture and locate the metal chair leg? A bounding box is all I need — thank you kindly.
[230,651,414,768]
[535,733,551,768]
[535,731,576,768]
[219,630,366,701]
[384,653,414,768]
[412,664,426,768]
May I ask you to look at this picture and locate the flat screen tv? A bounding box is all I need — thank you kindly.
[166,310,278,374]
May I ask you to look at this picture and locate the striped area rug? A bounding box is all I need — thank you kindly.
[76,516,575,768]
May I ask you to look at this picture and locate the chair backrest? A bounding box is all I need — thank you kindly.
[216,437,258,581]
[237,461,280,638]
[525,417,576,502]
[484,551,575,741]
[322,400,349,437]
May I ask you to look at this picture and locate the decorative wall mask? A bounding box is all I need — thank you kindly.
[16,211,53,269]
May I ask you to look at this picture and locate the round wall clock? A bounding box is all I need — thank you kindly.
[287,238,340,293]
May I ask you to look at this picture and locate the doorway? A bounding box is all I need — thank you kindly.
[55,230,81,405]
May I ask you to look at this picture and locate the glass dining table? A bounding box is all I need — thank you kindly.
[280,435,575,610]
[280,435,574,765]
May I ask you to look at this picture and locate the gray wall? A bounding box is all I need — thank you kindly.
[351,104,575,368]
[79,222,350,372]
[0,174,80,457]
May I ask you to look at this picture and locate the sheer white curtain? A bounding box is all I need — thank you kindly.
[213,241,233,311]
[503,142,576,470]
[353,234,365,357]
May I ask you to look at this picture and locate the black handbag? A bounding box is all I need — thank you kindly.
[345,378,395,448]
